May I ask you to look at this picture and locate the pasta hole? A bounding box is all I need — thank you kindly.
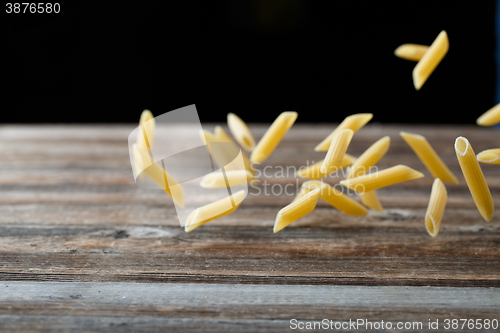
[242,136,252,148]
[455,137,468,156]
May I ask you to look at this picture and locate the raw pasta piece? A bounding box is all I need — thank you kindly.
[477,149,500,164]
[137,109,155,150]
[320,129,353,174]
[340,165,424,192]
[413,30,449,90]
[214,126,255,175]
[274,188,320,233]
[227,113,256,152]
[400,132,458,184]
[303,181,368,216]
[296,154,356,180]
[394,43,429,61]
[251,112,298,163]
[425,178,447,237]
[359,191,383,212]
[477,104,500,126]
[347,136,390,179]
[185,190,246,232]
[455,137,494,221]
[315,113,372,151]
[200,170,253,188]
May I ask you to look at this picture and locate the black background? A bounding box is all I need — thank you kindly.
[2,1,497,123]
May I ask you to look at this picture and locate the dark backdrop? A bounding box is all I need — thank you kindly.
[3,1,497,123]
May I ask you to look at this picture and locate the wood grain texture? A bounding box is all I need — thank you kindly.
[0,124,499,331]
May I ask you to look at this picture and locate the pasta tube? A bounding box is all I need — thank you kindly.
[455,137,494,221]
[200,170,253,188]
[315,113,372,151]
[413,30,449,90]
[477,104,500,126]
[347,136,390,179]
[425,178,447,237]
[320,129,353,174]
[477,149,500,164]
[359,191,383,212]
[227,113,256,152]
[274,188,320,233]
[296,154,355,180]
[394,44,429,61]
[340,165,424,192]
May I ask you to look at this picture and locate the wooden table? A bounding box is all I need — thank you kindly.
[0,124,499,332]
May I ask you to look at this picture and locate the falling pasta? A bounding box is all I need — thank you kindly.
[320,129,353,174]
[394,44,429,61]
[251,111,298,163]
[347,136,390,179]
[227,113,256,152]
[359,191,383,212]
[477,104,500,127]
[425,178,447,237]
[477,149,500,164]
[274,188,320,233]
[340,165,424,192]
[400,131,459,184]
[296,154,355,180]
[315,113,372,151]
[413,30,449,90]
[455,136,494,221]
[185,190,246,232]
[200,170,253,188]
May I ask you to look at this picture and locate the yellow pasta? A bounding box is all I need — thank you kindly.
[200,170,253,188]
[185,190,246,232]
[400,132,459,184]
[413,30,449,90]
[477,149,500,164]
[133,144,185,208]
[137,109,155,150]
[477,104,500,126]
[455,137,494,221]
[214,126,255,175]
[321,129,353,174]
[394,43,430,61]
[296,154,356,180]
[227,113,256,152]
[251,112,298,163]
[347,136,390,179]
[340,165,424,192]
[359,191,383,212]
[301,181,368,216]
[315,113,373,151]
[274,188,320,233]
[425,178,447,237]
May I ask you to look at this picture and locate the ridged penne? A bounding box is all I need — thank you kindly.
[477,104,500,126]
[227,113,256,152]
[455,136,494,221]
[133,144,185,208]
[359,191,383,212]
[425,178,447,237]
[213,126,255,175]
[347,136,390,179]
[394,44,429,61]
[315,113,373,151]
[340,165,424,192]
[185,190,246,232]
[296,154,356,180]
[301,181,368,216]
[477,149,500,164]
[400,132,458,184]
[251,112,298,163]
[413,30,449,90]
[321,129,353,174]
[137,110,155,151]
[274,188,320,233]
[200,170,253,188]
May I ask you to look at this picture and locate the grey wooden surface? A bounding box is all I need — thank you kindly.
[0,124,500,332]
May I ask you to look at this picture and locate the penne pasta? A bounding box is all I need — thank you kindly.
[425,178,447,237]
[302,181,368,216]
[214,126,255,175]
[359,191,383,212]
[455,137,494,221]
[347,136,390,179]
[133,144,185,208]
[340,165,424,192]
[251,112,298,163]
[400,132,459,184]
[413,30,449,91]
[477,104,500,127]
[296,154,356,180]
[227,113,256,152]
[477,149,500,164]
[274,188,320,233]
[321,129,353,174]
[185,190,246,232]
[394,43,430,61]
[200,170,253,188]
[315,113,373,151]
[137,109,155,151]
